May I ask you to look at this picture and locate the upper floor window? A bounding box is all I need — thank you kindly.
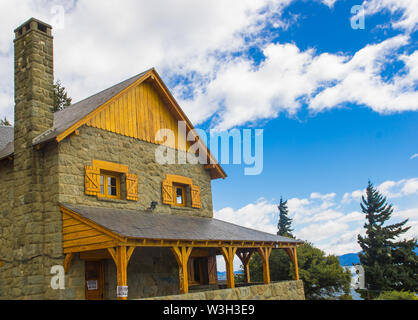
[85,160,138,201]
[173,184,186,207]
[99,172,121,199]
[162,175,201,208]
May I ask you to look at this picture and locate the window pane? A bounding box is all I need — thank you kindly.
[100,176,104,194]
[176,187,183,204]
[107,177,117,196]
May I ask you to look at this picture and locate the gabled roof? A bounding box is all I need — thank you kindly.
[1,69,226,179]
[32,70,151,146]
[61,203,303,245]
[0,126,13,160]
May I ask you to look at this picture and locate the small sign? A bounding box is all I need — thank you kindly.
[87,280,98,291]
[117,286,128,298]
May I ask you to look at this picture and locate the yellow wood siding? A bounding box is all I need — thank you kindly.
[62,212,117,253]
[86,82,191,151]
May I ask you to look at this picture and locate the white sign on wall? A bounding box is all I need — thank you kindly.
[117,286,128,298]
[87,280,98,291]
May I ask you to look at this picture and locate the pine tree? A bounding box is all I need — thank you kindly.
[53,80,72,112]
[357,181,417,298]
[277,197,294,238]
[0,117,11,126]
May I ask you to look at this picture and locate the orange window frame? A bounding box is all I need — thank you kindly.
[99,172,121,199]
[173,184,186,207]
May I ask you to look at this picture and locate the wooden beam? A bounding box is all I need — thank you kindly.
[107,247,117,264]
[237,249,255,284]
[116,246,128,300]
[63,253,74,274]
[220,247,237,288]
[285,247,299,280]
[257,247,272,284]
[127,246,135,263]
[171,246,192,294]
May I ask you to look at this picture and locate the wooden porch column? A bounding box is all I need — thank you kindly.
[220,247,237,288]
[108,246,135,300]
[171,246,192,294]
[237,250,255,284]
[257,247,272,284]
[63,253,74,274]
[285,246,300,280]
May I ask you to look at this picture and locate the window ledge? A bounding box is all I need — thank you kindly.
[96,197,128,204]
[171,206,196,211]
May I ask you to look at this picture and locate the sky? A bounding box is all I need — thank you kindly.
[0,0,417,270]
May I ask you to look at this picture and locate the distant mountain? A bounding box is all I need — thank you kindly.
[339,248,417,267]
[339,253,360,266]
[217,270,243,280]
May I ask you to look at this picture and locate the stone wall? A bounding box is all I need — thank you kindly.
[105,247,179,300]
[142,280,305,300]
[57,125,214,218]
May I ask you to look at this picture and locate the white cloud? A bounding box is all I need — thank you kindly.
[214,199,278,235]
[214,177,418,256]
[1,1,417,130]
[410,154,418,160]
[359,0,418,32]
[179,34,418,130]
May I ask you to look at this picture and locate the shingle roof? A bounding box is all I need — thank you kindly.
[0,70,151,160]
[0,126,14,160]
[33,70,151,145]
[61,203,303,244]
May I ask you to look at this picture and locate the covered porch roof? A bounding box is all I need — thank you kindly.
[60,203,303,246]
[60,203,303,299]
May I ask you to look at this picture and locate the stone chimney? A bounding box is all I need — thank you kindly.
[11,18,55,299]
[14,17,54,148]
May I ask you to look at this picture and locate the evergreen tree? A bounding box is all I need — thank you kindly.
[357,181,417,298]
[0,117,11,126]
[53,80,72,112]
[277,197,293,238]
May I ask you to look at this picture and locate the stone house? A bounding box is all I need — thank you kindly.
[0,18,302,300]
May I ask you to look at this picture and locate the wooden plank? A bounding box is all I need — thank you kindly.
[62,219,83,228]
[63,224,93,235]
[63,241,118,254]
[63,229,104,241]
[79,249,112,261]
[63,234,114,249]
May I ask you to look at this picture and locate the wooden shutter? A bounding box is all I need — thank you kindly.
[126,174,139,201]
[208,255,218,284]
[191,185,201,208]
[162,179,174,205]
[85,166,100,196]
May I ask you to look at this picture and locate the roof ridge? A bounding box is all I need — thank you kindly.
[55,68,154,115]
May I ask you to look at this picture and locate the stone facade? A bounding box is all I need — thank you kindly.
[143,280,305,300]
[57,125,213,218]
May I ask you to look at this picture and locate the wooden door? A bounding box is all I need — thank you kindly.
[85,261,105,300]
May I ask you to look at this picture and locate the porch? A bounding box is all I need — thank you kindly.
[60,204,303,300]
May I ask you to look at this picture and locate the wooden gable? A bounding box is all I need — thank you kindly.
[54,69,226,179]
[85,81,190,151]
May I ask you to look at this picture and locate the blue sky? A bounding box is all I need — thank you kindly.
[0,1,417,263]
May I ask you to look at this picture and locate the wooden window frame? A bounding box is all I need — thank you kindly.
[173,184,186,207]
[162,174,201,208]
[99,171,121,200]
[85,160,138,201]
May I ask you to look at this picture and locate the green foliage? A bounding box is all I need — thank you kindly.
[249,243,352,300]
[0,117,12,126]
[375,290,417,300]
[357,181,417,298]
[249,249,292,283]
[53,80,72,112]
[277,197,294,238]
